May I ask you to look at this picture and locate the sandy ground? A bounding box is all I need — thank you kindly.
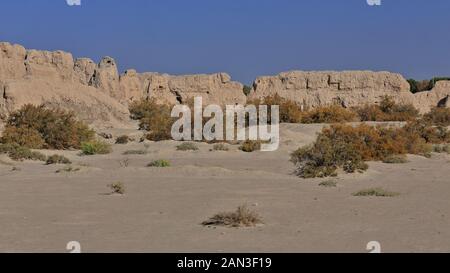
[0,123,450,253]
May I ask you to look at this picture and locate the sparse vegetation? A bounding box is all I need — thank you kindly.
[423,107,450,127]
[433,144,450,154]
[176,142,199,151]
[108,182,125,195]
[319,179,338,187]
[129,98,174,141]
[147,159,171,167]
[202,205,263,228]
[55,165,81,173]
[239,140,261,152]
[248,94,304,123]
[0,143,47,161]
[46,154,72,165]
[80,140,112,155]
[408,77,450,93]
[243,85,252,96]
[290,122,441,178]
[212,143,229,151]
[115,135,131,144]
[352,188,399,197]
[355,96,419,122]
[382,155,409,164]
[301,105,358,123]
[0,104,95,149]
[122,149,148,155]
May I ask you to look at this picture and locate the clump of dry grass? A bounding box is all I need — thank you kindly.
[382,155,409,164]
[115,135,131,144]
[355,96,419,122]
[319,179,338,187]
[239,140,261,152]
[423,107,450,126]
[46,154,72,165]
[212,143,229,151]
[176,142,199,151]
[108,182,125,195]
[352,188,399,197]
[301,105,358,123]
[202,205,263,228]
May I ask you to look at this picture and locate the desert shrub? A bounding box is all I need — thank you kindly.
[243,85,252,96]
[239,140,261,152]
[0,126,45,149]
[423,107,450,126]
[55,166,81,173]
[147,159,171,167]
[408,77,450,93]
[352,188,399,197]
[46,154,71,165]
[382,155,409,164]
[319,179,338,187]
[290,123,437,178]
[115,135,130,144]
[212,143,229,151]
[176,142,199,151]
[0,143,47,161]
[129,99,174,141]
[80,140,112,155]
[202,205,263,228]
[402,120,450,145]
[123,149,147,155]
[355,96,419,122]
[248,94,303,123]
[1,104,95,150]
[108,182,125,195]
[433,144,450,154]
[301,105,357,123]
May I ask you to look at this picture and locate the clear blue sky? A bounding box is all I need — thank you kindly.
[1,0,449,84]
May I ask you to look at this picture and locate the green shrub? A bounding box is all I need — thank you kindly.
[115,135,130,144]
[80,140,112,155]
[147,159,171,167]
[239,140,261,152]
[176,142,199,151]
[352,188,399,197]
[243,85,252,96]
[0,143,47,161]
[46,154,72,165]
[1,104,95,150]
[202,205,263,228]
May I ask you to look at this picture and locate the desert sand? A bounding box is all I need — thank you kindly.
[0,123,449,253]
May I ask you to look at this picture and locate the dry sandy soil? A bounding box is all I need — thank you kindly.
[0,123,450,253]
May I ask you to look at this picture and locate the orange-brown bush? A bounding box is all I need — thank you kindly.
[423,107,450,126]
[129,98,175,141]
[247,94,303,123]
[291,122,437,178]
[355,96,419,122]
[1,104,95,149]
[300,105,358,123]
